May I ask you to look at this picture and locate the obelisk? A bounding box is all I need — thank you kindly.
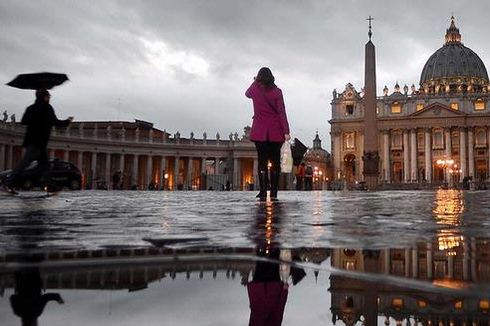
[362,16,380,190]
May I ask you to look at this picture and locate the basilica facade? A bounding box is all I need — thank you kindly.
[330,18,490,187]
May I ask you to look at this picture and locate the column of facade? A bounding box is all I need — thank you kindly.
[404,248,410,277]
[382,130,390,182]
[358,132,364,181]
[132,154,138,189]
[410,129,417,182]
[444,128,452,183]
[173,156,180,190]
[403,130,410,182]
[91,152,97,189]
[460,127,467,181]
[186,157,193,190]
[468,127,475,178]
[146,155,153,189]
[0,144,5,171]
[488,128,490,180]
[333,132,341,180]
[105,153,111,189]
[63,150,69,162]
[424,129,432,182]
[383,249,390,274]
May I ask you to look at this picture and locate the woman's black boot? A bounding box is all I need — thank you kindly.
[270,171,280,200]
[256,170,268,200]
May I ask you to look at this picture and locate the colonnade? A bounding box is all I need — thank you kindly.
[0,121,259,190]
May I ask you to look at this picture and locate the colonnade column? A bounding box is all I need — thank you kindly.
[200,158,206,190]
[403,130,410,182]
[382,130,390,182]
[411,247,418,278]
[214,157,220,174]
[7,145,13,169]
[77,151,83,171]
[146,155,153,189]
[91,152,97,189]
[253,158,258,189]
[468,127,475,178]
[132,154,138,189]
[424,128,432,182]
[426,242,433,279]
[119,154,125,174]
[0,144,5,170]
[160,156,167,189]
[105,153,111,189]
[173,156,180,190]
[63,150,69,162]
[186,157,193,190]
[460,127,467,181]
[444,128,452,183]
[410,129,417,182]
[233,158,239,190]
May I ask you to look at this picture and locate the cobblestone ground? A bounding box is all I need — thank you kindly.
[1,189,489,254]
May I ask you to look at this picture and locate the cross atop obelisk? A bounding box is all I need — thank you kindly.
[367,15,374,40]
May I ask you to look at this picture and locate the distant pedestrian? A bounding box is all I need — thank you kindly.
[304,165,313,191]
[2,89,73,194]
[246,67,290,201]
[295,163,305,190]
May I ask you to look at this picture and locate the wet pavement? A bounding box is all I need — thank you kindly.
[1,189,490,325]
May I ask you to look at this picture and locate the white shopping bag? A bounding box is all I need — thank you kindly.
[280,141,293,173]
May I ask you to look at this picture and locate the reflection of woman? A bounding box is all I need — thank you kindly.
[246,67,290,201]
[247,248,288,326]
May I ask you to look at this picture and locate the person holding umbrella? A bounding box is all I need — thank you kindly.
[3,88,73,194]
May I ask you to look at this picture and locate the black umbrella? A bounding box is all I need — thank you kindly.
[6,72,69,90]
[291,138,308,166]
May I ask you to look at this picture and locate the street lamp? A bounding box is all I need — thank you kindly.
[436,158,455,187]
[164,173,169,190]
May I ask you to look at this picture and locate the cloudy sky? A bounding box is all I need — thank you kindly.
[1,0,490,150]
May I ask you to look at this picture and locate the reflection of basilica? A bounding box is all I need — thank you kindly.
[330,189,490,325]
[331,17,490,187]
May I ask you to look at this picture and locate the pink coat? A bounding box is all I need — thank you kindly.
[246,81,290,142]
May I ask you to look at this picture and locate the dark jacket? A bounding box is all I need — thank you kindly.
[21,100,70,148]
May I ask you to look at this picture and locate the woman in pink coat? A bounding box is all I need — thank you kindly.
[245,67,290,200]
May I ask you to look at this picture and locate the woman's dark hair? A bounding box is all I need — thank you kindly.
[256,67,276,89]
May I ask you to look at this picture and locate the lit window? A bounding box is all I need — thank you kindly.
[450,102,459,110]
[455,301,463,309]
[344,261,356,270]
[392,298,404,310]
[416,104,424,111]
[391,102,402,114]
[475,99,485,111]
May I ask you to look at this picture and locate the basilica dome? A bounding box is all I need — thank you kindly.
[419,17,488,93]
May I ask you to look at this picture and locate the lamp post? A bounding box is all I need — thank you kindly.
[164,173,169,190]
[436,158,455,187]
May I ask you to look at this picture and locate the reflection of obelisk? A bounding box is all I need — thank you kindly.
[362,16,380,190]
